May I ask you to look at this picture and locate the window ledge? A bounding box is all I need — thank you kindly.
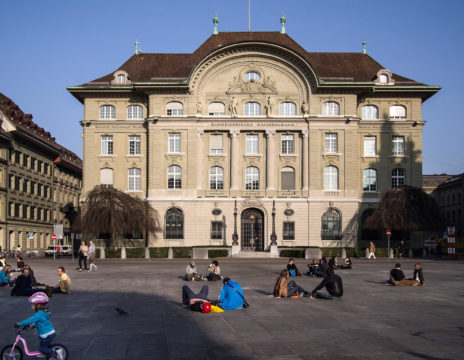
[362,191,379,194]
[98,154,116,158]
[164,152,185,156]
[362,155,379,159]
[389,155,408,158]
[279,153,298,157]
[208,153,227,157]
[321,152,342,156]
[126,190,143,193]
[125,154,144,158]
[243,154,263,157]
[282,239,296,242]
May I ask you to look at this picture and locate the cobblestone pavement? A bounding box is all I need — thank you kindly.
[0,256,463,359]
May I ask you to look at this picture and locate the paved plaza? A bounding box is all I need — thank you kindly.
[0,256,463,359]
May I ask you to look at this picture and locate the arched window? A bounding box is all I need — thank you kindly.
[321,208,342,240]
[281,167,295,190]
[363,169,377,192]
[127,105,143,119]
[379,74,388,84]
[99,105,115,119]
[322,101,340,116]
[279,102,296,116]
[167,165,182,189]
[245,167,259,190]
[166,101,183,116]
[209,167,224,190]
[117,74,126,84]
[165,208,183,239]
[324,166,338,190]
[392,168,405,188]
[362,105,379,120]
[244,71,260,81]
[128,168,141,191]
[244,102,261,116]
[390,105,406,119]
[100,168,113,187]
[208,102,225,116]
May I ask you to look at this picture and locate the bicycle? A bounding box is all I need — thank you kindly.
[1,326,68,359]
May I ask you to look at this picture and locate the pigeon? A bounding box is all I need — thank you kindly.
[115,307,128,316]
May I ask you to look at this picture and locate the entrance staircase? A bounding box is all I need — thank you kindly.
[233,250,279,258]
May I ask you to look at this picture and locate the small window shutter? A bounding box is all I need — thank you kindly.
[210,134,223,150]
[100,168,113,185]
[281,168,295,190]
[208,102,225,114]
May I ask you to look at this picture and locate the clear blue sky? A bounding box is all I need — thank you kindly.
[1,0,463,174]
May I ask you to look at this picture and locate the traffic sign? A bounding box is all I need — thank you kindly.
[386,229,391,237]
[29,233,34,239]
[52,234,56,241]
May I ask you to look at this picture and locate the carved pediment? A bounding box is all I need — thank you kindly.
[227,76,277,95]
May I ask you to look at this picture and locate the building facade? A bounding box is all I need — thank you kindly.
[69,31,439,251]
[0,93,82,251]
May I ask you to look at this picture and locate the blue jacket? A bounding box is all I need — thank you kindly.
[218,280,245,310]
[0,269,11,283]
[19,311,55,337]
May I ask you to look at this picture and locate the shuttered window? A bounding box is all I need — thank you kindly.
[210,134,223,154]
[281,167,295,190]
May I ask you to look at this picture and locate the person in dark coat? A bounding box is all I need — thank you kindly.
[310,267,343,300]
[10,268,40,296]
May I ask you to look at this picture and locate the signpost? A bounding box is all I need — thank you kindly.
[447,227,456,259]
[52,234,56,260]
[386,229,392,259]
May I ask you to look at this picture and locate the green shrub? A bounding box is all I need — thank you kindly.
[105,248,121,258]
[375,248,389,257]
[346,247,365,258]
[173,247,192,258]
[149,247,169,258]
[321,247,342,258]
[412,248,423,257]
[208,249,229,258]
[126,248,145,258]
[280,249,305,258]
[96,248,100,258]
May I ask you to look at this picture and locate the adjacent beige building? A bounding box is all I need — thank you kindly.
[68,31,439,251]
[0,93,82,251]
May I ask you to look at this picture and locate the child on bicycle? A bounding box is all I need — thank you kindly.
[15,292,62,360]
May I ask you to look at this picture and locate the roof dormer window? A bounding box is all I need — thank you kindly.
[244,71,260,82]
[379,74,388,84]
[375,69,394,85]
[117,74,126,84]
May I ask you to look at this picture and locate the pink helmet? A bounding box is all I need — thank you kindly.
[28,292,49,304]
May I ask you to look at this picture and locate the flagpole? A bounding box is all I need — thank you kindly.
[248,0,251,32]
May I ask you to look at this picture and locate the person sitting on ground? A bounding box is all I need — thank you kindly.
[0,255,6,271]
[310,267,343,300]
[206,260,222,281]
[185,261,202,281]
[0,265,14,287]
[274,269,309,298]
[48,267,72,295]
[328,256,338,269]
[287,258,302,276]
[218,277,246,310]
[315,257,329,278]
[307,258,319,277]
[182,284,212,312]
[16,256,25,271]
[410,263,425,286]
[10,267,40,296]
[338,257,352,270]
[388,263,419,286]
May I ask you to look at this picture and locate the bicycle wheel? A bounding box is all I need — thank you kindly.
[51,344,69,359]
[0,345,23,360]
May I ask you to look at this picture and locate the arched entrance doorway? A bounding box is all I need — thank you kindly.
[241,208,264,251]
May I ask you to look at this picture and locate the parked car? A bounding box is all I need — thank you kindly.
[44,245,72,256]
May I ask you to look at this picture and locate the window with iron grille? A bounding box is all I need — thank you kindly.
[281,134,294,154]
[165,208,183,239]
[283,221,295,240]
[321,208,342,240]
[211,221,223,239]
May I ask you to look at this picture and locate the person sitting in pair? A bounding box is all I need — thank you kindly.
[411,263,425,286]
[10,267,40,296]
[388,263,419,286]
[328,256,338,270]
[16,256,25,271]
[23,264,39,287]
[307,258,319,277]
[47,267,72,295]
[182,284,211,311]
[273,269,309,298]
[218,277,246,310]
[185,261,202,281]
[338,257,352,270]
[0,255,6,271]
[310,267,343,300]
[287,258,302,276]
[206,260,222,281]
[0,265,15,287]
[314,257,329,278]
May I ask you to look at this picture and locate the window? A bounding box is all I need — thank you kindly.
[244,102,261,116]
[281,167,295,190]
[324,166,338,190]
[283,221,295,240]
[168,133,181,153]
[245,167,260,190]
[362,105,378,120]
[14,176,20,191]
[321,208,342,240]
[364,136,376,156]
[166,102,183,116]
[128,168,141,191]
[117,74,126,84]
[30,157,36,170]
[379,74,388,84]
[363,169,377,192]
[208,102,226,116]
[209,166,224,190]
[129,135,141,155]
[281,134,294,154]
[44,163,49,175]
[322,101,340,116]
[392,168,405,188]
[8,202,13,217]
[210,134,223,154]
[22,205,28,219]
[127,105,143,119]
[44,186,48,198]
[392,136,405,156]
[23,179,28,193]
[246,134,259,154]
[14,203,20,217]
[30,206,35,219]
[44,210,48,222]
[38,160,43,173]
[100,168,114,186]
[37,183,42,197]
[37,208,42,221]
[167,165,182,189]
[101,136,113,155]
[14,150,21,164]
[8,175,13,189]
[30,181,35,195]
[279,102,296,116]
[211,221,223,239]
[23,154,29,167]
[244,71,260,81]
[165,208,183,239]
[390,105,406,119]
[324,133,338,153]
[99,105,115,119]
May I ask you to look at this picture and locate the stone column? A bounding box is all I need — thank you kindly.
[196,129,204,191]
[230,130,241,193]
[265,130,276,191]
[302,129,309,191]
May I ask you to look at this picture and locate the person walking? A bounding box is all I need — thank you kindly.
[368,241,376,259]
[78,241,89,272]
[88,240,97,271]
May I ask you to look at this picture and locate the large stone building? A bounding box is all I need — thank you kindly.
[0,93,82,251]
[68,30,439,251]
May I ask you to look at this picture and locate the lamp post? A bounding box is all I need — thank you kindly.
[232,200,238,246]
[270,200,278,256]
